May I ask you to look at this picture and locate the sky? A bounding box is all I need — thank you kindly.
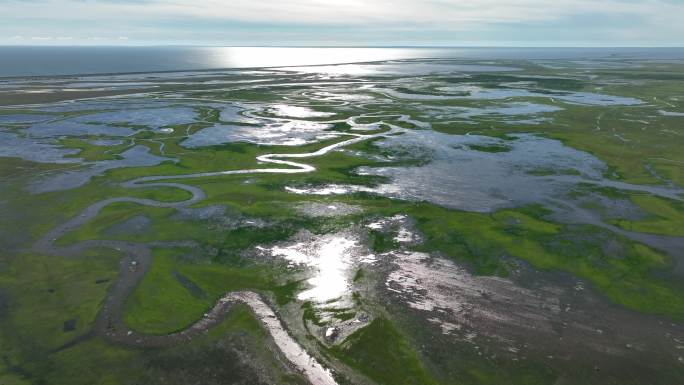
[1,0,683,46]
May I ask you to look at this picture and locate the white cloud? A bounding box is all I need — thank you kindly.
[0,0,681,25]
[1,0,682,44]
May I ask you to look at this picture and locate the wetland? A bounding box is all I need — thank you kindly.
[1,48,684,385]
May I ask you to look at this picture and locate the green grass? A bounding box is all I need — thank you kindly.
[0,249,120,350]
[58,138,132,162]
[4,305,307,385]
[401,204,684,318]
[330,318,439,385]
[467,143,512,153]
[611,195,684,236]
[368,229,399,253]
[123,249,212,334]
[123,247,277,334]
[0,249,120,384]
[330,318,437,385]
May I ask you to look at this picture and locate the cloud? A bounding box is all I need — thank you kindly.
[1,0,683,44]
[1,0,681,25]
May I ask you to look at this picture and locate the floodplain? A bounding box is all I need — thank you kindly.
[1,54,684,385]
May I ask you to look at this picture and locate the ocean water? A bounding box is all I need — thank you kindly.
[1,46,684,77]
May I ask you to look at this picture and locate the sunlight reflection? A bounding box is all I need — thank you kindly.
[204,47,428,69]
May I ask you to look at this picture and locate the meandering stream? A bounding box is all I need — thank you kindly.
[31,131,384,385]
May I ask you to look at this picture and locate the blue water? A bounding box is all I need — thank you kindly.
[1,46,684,77]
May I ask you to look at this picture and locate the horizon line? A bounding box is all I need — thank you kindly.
[1,44,684,49]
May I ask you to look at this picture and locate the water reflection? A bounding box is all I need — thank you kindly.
[3,47,683,77]
[210,47,427,69]
[282,62,520,76]
[288,131,682,212]
[31,145,172,193]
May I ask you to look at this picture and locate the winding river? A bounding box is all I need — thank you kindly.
[32,131,385,385]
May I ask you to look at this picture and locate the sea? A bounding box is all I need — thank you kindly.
[0,46,683,77]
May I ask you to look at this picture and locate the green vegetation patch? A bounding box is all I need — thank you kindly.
[402,203,684,319]
[123,249,213,334]
[58,138,132,162]
[330,317,438,385]
[466,143,512,153]
[3,304,307,385]
[0,249,120,350]
[123,247,277,334]
[611,195,684,236]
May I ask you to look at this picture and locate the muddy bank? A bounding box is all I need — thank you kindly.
[378,249,684,382]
